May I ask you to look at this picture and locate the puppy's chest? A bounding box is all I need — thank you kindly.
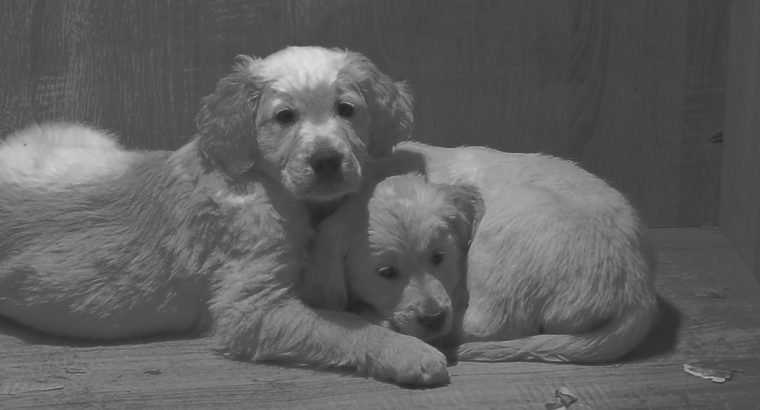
[212,186,314,258]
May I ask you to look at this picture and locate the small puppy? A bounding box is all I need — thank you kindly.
[0,47,451,386]
[301,173,481,384]
[303,173,482,342]
[305,142,658,364]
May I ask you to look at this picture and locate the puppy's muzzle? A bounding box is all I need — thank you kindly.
[309,149,343,180]
[417,309,448,332]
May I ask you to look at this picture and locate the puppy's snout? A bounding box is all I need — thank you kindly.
[309,149,343,178]
[417,309,447,331]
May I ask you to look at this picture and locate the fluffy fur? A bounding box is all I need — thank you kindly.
[0,46,453,386]
[301,172,480,384]
[304,141,658,366]
[303,173,481,341]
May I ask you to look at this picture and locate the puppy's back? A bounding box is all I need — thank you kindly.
[0,123,139,189]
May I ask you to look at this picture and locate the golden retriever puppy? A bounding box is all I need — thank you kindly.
[305,142,658,365]
[0,46,451,386]
[303,173,481,337]
[302,173,481,380]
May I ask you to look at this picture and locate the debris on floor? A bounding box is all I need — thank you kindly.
[683,363,739,383]
[545,386,593,409]
[695,287,729,298]
[144,368,162,376]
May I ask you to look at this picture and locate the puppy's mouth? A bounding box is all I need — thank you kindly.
[349,302,451,341]
[285,149,362,202]
[390,307,453,342]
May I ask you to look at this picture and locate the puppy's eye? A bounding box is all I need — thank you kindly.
[377,266,399,279]
[336,102,355,118]
[275,108,297,125]
[431,251,445,266]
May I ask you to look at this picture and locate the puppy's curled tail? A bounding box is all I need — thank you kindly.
[456,300,657,364]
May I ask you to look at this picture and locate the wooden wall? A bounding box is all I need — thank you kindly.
[720,0,760,282]
[0,0,729,228]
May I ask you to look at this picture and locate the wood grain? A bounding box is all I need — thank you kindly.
[0,0,35,136]
[1,228,758,409]
[678,0,728,227]
[720,0,760,282]
[1,0,203,149]
[0,0,729,227]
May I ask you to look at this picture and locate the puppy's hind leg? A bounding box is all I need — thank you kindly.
[456,300,658,363]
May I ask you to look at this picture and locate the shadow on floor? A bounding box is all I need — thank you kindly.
[1,294,681,364]
[624,295,682,361]
[0,315,199,347]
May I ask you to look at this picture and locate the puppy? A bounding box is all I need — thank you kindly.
[0,46,450,386]
[305,142,658,364]
[302,173,481,381]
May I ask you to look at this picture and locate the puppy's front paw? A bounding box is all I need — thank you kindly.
[369,334,450,386]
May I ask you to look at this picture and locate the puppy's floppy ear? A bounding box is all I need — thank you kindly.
[367,78,413,158]
[341,51,414,159]
[439,182,485,253]
[196,55,262,177]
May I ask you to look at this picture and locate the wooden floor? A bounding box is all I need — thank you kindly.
[1,227,759,409]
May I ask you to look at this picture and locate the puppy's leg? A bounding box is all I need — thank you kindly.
[211,265,449,386]
[299,221,348,310]
[300,211,352,310]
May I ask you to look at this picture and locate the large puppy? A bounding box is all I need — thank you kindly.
[0,47,452,386]
[305,142,658,366]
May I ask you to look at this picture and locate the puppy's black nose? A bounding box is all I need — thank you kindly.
[309,150,343,178]
[418,310,447,331]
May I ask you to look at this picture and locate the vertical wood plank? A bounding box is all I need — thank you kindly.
[0,0,35,136]
[566,0,611,161]
[678,0,728,226]
[567,1,686,225]
[719,0,760,281]
[7,0,202,149]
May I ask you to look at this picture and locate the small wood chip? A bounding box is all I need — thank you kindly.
[545,386,593,409]
[555,387,578,407]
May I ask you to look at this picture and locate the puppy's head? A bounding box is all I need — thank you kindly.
[345,174,483,341]
[196,46,413,203]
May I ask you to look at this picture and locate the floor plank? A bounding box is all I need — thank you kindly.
[1,227,759,409]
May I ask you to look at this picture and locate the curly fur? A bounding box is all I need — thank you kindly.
[0,46,446,386]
